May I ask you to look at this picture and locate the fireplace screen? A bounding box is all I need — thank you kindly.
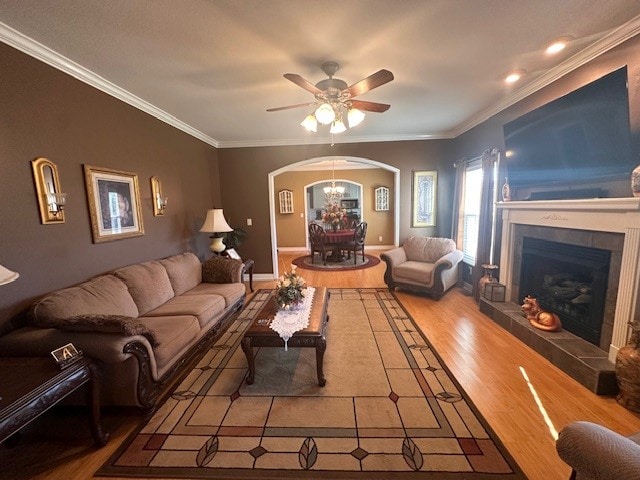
[520,237,611,346]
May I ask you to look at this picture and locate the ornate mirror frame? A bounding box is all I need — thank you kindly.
[31,157,65,224]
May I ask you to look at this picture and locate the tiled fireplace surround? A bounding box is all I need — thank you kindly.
[480,197,640,393]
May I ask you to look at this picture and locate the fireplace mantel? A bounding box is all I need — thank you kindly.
[497,197,640,362]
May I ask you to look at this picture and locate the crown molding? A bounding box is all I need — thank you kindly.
[217,132,453,148]
[451,14,640,138]
[3,13,639,149]
[0,21,219,148]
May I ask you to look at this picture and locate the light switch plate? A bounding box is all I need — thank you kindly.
[247,218,252,226]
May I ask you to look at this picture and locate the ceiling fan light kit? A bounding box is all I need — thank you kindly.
[300,114,318,132]
[268,61,393,134]
[315,103,336,125]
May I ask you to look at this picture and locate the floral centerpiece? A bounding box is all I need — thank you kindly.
[322,202,347,231]
[275,265,308,310]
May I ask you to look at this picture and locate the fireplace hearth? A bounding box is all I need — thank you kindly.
[520,237,610,346]
[484,197,640,393]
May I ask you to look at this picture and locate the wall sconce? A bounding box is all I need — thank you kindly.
[151,176,168,216]
[47,192,67,217]
[31,157,67,224]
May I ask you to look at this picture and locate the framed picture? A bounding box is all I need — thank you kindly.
[411,170,437,227]
[83,165,145,243]
[226,248,241,260]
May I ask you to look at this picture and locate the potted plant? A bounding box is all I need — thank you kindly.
[223,227,247,250]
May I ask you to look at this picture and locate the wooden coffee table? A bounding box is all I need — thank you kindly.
[241,287,329,386]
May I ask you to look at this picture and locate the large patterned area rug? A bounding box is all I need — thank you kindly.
[98,289,525,479]
[292,253,380,271]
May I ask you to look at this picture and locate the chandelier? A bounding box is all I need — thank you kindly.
[323,160,345,200]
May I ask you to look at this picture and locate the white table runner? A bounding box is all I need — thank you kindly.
[269,286,315,350]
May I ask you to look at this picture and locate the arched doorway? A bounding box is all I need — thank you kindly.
[303,179,363,251]
[268,156,400,278]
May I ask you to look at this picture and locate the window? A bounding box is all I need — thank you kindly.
[462,162,483,265]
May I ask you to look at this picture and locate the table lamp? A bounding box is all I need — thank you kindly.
[199,208,233,253]
[0,264,19,285]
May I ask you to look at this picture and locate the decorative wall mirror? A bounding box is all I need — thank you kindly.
[150,176,168,216]
[31,157,66,224]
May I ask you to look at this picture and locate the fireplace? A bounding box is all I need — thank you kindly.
[520,237,611,346]
[497,197,640,363]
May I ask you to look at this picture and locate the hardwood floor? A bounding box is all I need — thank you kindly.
[4,250,640,479]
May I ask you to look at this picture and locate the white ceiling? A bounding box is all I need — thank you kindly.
[1,0,640,149]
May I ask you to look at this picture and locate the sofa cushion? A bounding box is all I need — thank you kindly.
[31,274,139,324]
[183,282,245,308]
[404,236,456,263]
[394,260,435,287]
[140,315,200,373]
[143,294,225,328]
[114,261,175,315]
[160,252,202,296]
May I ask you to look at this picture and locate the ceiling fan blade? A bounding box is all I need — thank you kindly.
[345,69,394,97]
[350,99,390,113]
[266,102,317,112]
[283,73,323,95]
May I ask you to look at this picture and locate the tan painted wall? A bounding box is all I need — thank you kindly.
[274,168,395,248]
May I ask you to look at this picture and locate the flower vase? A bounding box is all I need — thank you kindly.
[501,177,511,202]
[615,324,640,412]
[332,224,338,232]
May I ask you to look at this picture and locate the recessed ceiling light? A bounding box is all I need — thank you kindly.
[545,36,572,55]
[505,70,526,84]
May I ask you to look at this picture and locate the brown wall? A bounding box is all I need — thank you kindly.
[0,43,220,329]
[218,141,455,273]
[274,168,395,248]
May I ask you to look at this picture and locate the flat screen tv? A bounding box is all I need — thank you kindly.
[503,67,633,191]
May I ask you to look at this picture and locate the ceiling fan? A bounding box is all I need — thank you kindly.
[267,61,394,133]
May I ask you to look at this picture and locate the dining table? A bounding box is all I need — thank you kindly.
[323,228,355,262]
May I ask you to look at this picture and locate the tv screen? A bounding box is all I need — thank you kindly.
[503,67,633,190]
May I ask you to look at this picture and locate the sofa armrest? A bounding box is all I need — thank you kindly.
[202,256,243,284]
[556,421,640,479]
[434,250,463,270]
[380,246,407,268]
[0,326,155,367]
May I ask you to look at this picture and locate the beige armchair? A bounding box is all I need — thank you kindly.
[380,236,463,299]
[556,421,640,480]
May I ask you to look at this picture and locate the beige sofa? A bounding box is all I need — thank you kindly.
[380,236,463,299]
[0,252,246,412]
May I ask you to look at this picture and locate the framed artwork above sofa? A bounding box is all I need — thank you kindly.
[83,164,145,243]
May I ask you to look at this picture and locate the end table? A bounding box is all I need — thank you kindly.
[242,258,254,292]
[0,356,108,447]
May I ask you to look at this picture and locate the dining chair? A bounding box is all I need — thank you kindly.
[344,222,367,264]
[308,223,336,265]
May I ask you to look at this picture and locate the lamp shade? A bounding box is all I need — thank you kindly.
[347,108,365,127]
[300,114,318,132]
[0,264,19,286]
[199,209,233,234]
[329,118,346,134]
[315,103,335,125]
